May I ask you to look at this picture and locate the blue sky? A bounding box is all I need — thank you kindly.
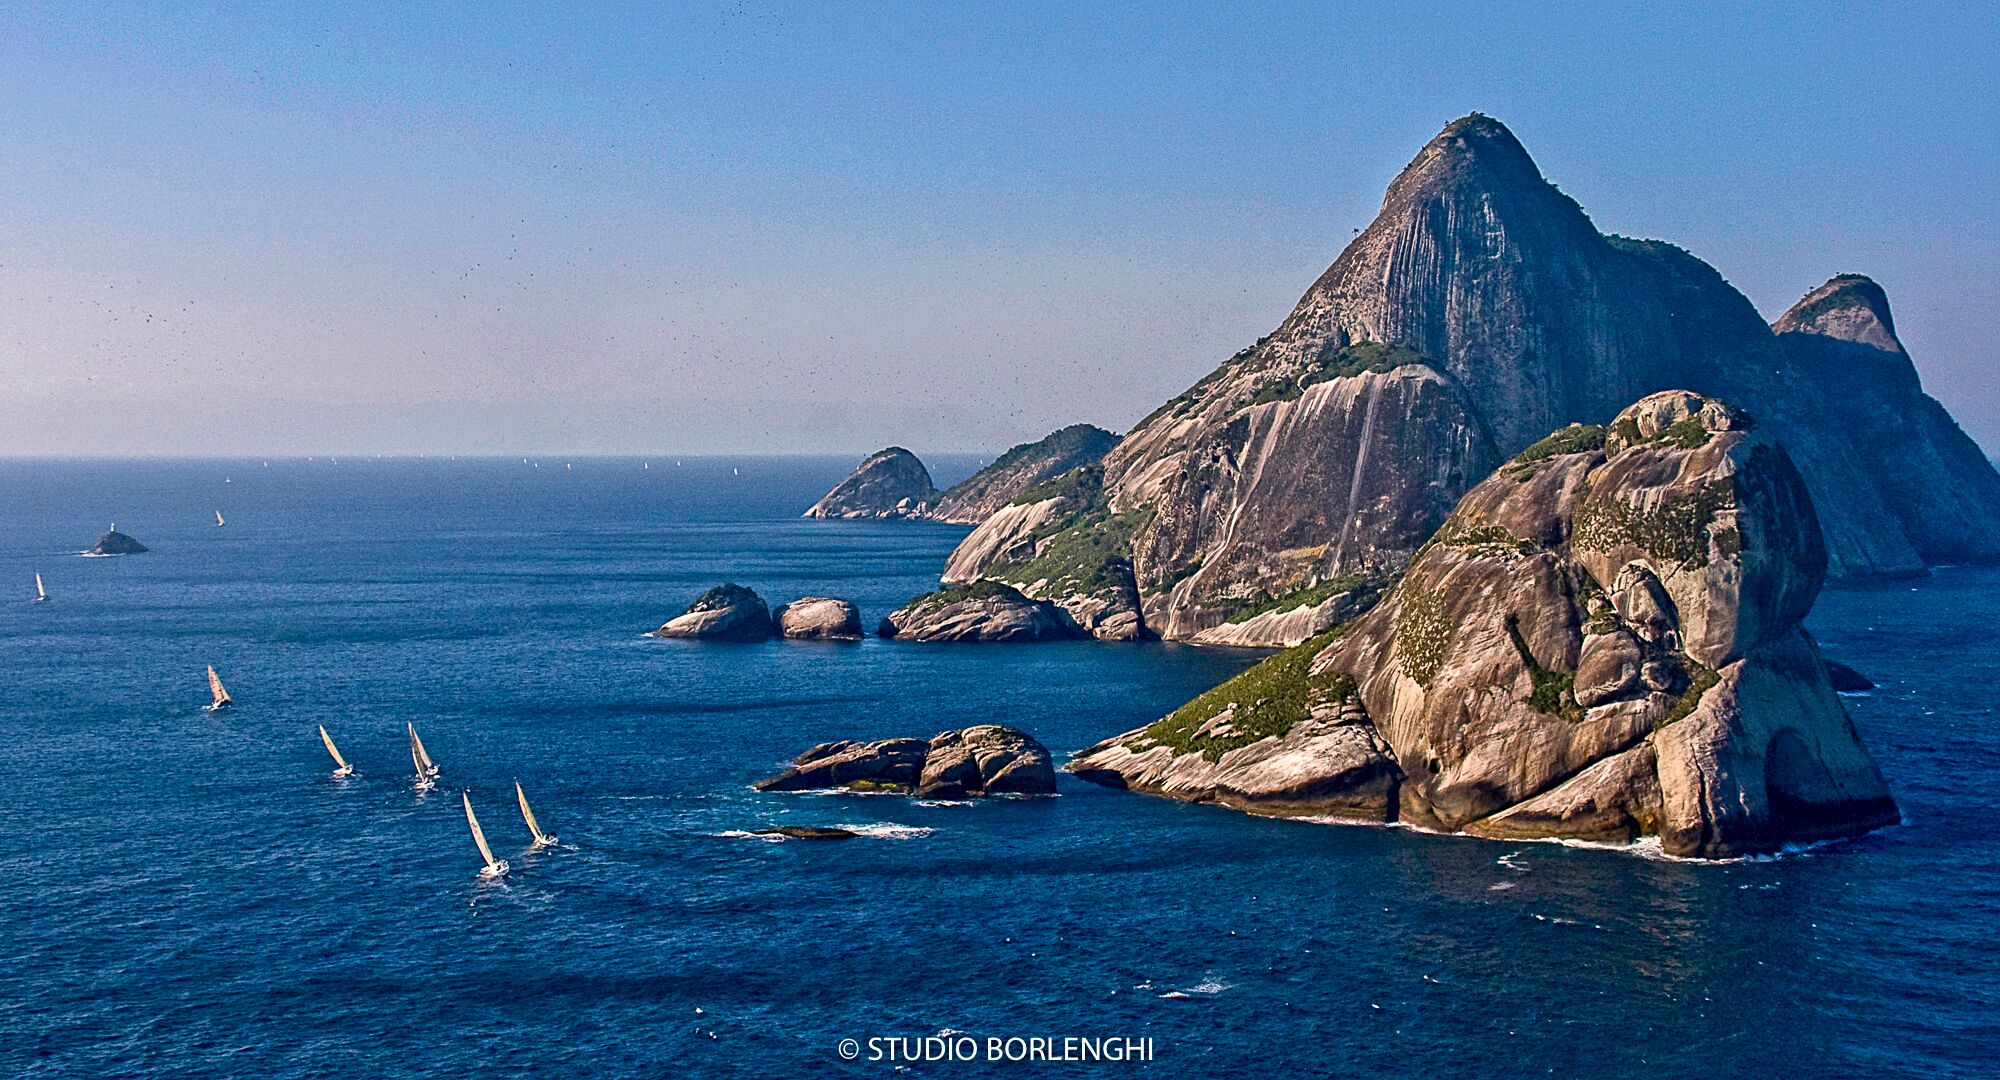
[2,3,1995,455]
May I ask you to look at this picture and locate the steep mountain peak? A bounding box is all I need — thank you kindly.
[1774,274,1903,354]
[1379,113,1570,217]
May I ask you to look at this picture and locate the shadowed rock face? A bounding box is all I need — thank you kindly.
[1072,392,1898,859]
[978,114,1996,638]
[1772,275,2000,566]
[803,448,937,519]
[649,583,776,641]
[755,725,1056,797]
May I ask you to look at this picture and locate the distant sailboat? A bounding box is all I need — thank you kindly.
[34,572,47,603]
[205,665,232,711]
[463,792,509,878]
[516,780,556,848]
[408,722,440,789]
[215,510,226,527]
[319,725,355,778]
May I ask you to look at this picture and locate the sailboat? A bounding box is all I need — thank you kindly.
[215,510,226,527]
[408,723,440,789]
[463,792,509,878]
[320,724,356,776]
[205,665,232,710]
[34,572,47,603]
[516,780,556,848]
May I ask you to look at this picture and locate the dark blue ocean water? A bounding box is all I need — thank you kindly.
[0,458,1994,1078]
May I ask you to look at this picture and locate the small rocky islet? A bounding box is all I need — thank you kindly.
[87,527,149,555]
[755,725,1057,798]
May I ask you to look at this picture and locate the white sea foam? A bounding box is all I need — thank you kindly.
[834,823,933,840]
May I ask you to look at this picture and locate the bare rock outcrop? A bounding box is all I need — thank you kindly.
[87,527,148,555]
[755,725,1056,797]
[648,583,776,641]
[773,597,863,640]
[1072,392,1899,858]
[803,448,937,519]
[877,582,1085,643]
[966,114,1997,641]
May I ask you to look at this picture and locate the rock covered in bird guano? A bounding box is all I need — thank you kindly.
[928,424,1119,524]
[87,528,148,555]
[965,114,2000,644]
[1071,392,1899,859]
[876,581,1085,643]
[649,583,776,641]
[754,725,1056,797]
[772,596,864,640]
[802,447,938,519]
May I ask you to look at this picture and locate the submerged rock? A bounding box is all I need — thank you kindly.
[773,597,863,640]
[803,447,937,519]
[649,583,776,641]
[877,581,1085,643]
[87,527,148,555]
[755,725,1056,797]
[751,825,858,840]
[1072,392,1899,859]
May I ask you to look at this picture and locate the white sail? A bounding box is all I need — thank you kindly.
[35,572,46,601]
[319,725,353,774]
[516,780,551,845]
[407,723,438,777]
[463,792,505,875]
[206,665,232,709]
[215,510,226,527]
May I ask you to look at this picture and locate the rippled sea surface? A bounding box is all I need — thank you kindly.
[0,458,1993,1078]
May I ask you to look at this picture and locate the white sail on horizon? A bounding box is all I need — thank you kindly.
[215,510,226,527]
[35,572,46,602]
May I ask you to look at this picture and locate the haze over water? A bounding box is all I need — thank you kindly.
[0,458,1992,1077]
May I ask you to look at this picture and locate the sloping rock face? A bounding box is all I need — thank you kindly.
[755,725,1056,797]
[1188,582,1381,648]
[878,582,1086,642]
[929,424,1119,524]
[773,597,863,640]
[88,528,148,555]
[1072,393,1898,858]
[939,466,1150,640]
[996,114,1993,639]
[1772,275,2000,566]
[650,583,776,641]
[803,448,937,519]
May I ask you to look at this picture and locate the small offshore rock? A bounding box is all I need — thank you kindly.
[649,583,776,641]
[753,826,858,840]
[757,726,1056,797]
[88,528,149,555]
[877,582,1084,643]
[773,597,863,640]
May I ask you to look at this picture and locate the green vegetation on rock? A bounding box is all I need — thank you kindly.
[1658,660,1720,729]
[1394,586,1452,687]
[1221,575,1367,624]
[1505,615,1580,721]
[1130,629,1354,761]
[901,579,1026,615]
[1244,341,1428,409]
[1572,478,1735,568]
[1513,423,1607,465]
[689,583,762,611]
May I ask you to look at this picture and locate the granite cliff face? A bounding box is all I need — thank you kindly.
[964,114,1997,639]
[1772,275,2000,565]
[803,448,937,519]
[1072,393,1899,858]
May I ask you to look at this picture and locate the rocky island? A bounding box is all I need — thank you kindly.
[87,527,148,555]
[1072,392,1900,859]
[772,597,864,640]
[801,447,937,519]
[649,584,776,641]
[931,114,2000,642]
[756,725,1057,797]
